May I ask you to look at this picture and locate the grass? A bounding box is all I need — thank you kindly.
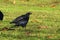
[0,0,60,40]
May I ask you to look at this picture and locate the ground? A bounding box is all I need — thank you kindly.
[0,0,60,40]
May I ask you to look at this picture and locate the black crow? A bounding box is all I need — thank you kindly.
[0,11,4,21]
[10,12,32,28]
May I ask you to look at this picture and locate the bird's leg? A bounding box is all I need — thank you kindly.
[22,26,26,31]
[25,27,26,31]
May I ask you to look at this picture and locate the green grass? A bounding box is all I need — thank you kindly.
[0,0,60,40]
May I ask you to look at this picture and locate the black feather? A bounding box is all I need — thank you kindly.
[10,12,32,27]
[0,11,4,21]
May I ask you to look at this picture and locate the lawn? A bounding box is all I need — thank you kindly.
[0,0,60,40]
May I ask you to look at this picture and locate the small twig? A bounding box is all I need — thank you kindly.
[0,27,15,31]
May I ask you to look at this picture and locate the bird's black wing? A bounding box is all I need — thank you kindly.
[10,15,25,23]
[17,20,28,25]
[15,20,28,27]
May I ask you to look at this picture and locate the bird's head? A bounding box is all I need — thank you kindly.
[26,12,32,15]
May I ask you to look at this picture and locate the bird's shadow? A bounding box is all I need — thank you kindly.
[0,25,41,33]
[8,27,34,32]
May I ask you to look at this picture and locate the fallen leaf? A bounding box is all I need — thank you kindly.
[37,26,48,29]
[51,4,56,8]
